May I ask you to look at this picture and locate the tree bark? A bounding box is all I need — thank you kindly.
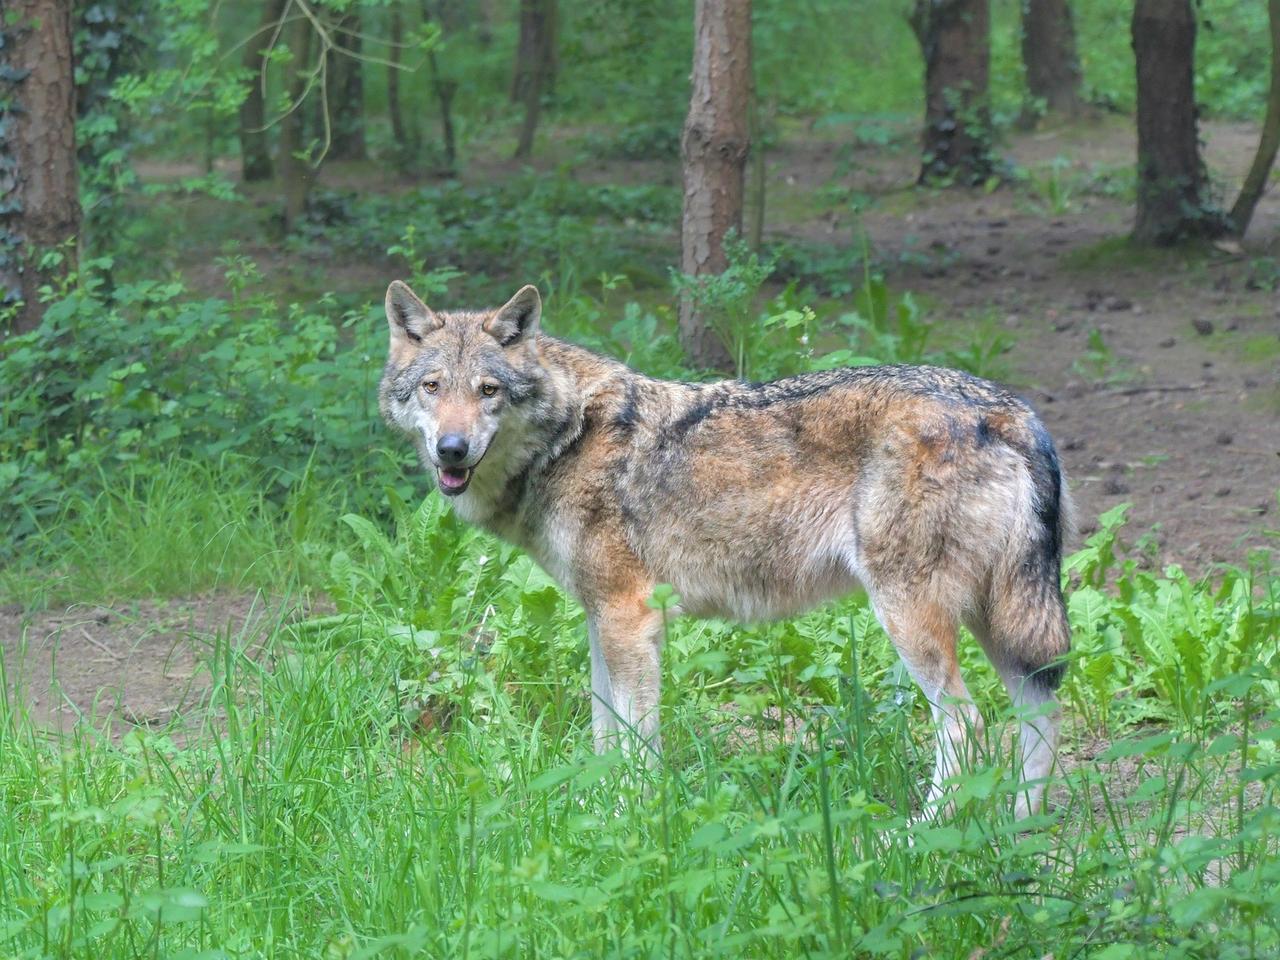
[911,0,995,185]
[387,2,408,151]
[513,76,542,161]
[1228,0,1280,237]
[510,0,557,102]
[1132,0,1224,244]
[279,15,315,232]
[420,0,458,173]
[427,52,458,173]
[512,0,555,159]
[0,0,80,335]
[678,0,750,370]
[475,0,496,47]
[1021,0,1084,120]
[328,9,367,161]
[239,0,286,182]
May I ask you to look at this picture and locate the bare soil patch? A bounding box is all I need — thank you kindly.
[0,593,318,740]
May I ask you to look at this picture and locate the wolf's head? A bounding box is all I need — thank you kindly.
[378,281,545,497]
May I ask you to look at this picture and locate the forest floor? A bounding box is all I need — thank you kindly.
[6,114,1278,738]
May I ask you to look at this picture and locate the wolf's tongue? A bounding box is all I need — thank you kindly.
[439,467,469,490]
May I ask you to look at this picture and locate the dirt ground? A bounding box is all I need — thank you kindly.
[0,594,303,740]
[7,116,1278,741]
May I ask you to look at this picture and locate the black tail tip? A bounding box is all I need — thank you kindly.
[1028,659,1067,693]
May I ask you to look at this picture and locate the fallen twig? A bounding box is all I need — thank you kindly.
[80,628,121,661]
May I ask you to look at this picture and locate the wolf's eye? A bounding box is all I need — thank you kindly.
[481,383,498,398]
[423,380,438,394]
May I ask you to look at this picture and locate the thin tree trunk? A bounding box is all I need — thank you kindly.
[427,52,458,173]
[678,0,751,370]
[1132,0,1224,244]
[387,2,408,151]
[204,110,216,174]
[911,0,995,185]
[328,9,367,161]
[0,0,80,335]
[512,0,555,159]
[240,0,286,182]
[514,80,542,161]
[421,0,458,173]
[1229,0,1280,237]
[1020,0,1084,121]
[279,16,315,232]
[510,0,557,102]
[476,0,496,47]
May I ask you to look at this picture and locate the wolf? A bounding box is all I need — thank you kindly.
[378,280,1074,819]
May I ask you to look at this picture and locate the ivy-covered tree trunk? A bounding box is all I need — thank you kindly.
[328,9,367,161]
[240,0,286,182]
[678,0,750,370]
[0,0,80,335]
[1021,0,1084,119]
[1132,0,1224,244]
[911,0,995,184]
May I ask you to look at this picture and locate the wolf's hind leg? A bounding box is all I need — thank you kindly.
[872,596,981,816]
[588,619,619,752]
[587,596,664,760]
[968,587,1069,819]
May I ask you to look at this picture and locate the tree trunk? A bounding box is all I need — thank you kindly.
[512,0,555,159]
[1228,0,1280,237]
[513,77,542,161]
[911,0,995,185]
[747,92,766,251]
[1021,0,1084,120]
[678,0,751,370]
[279,16,315,232]
[510,0,557,102]
[420,0,458,173]
[1132,0,1224,244]
[239,0,285,182]
[476,0,496,47]
[0,0,80,335]
[328,9,367,161]
[387,2,408,151]
[427,52,459,173]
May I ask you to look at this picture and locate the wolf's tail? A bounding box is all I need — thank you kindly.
[983,419,1073,695]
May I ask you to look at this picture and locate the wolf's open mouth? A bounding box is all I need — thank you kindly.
[437,466,472,496]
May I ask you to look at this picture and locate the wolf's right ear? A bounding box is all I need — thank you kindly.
[385,280,443,344]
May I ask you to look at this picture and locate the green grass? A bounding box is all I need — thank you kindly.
[3,492,1278,959]
[0,459,339,607]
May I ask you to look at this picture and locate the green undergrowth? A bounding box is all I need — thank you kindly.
[2,496,1278,958]
[3,237,1277,960]
[1,249,1014,598]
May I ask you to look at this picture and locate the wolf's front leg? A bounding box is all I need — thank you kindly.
[586,595,664,760]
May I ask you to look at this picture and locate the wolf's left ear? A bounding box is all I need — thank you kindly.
[385,280,443,344]
[484,285,541,346]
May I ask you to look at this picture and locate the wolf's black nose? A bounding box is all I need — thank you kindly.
[437,433,469,464]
